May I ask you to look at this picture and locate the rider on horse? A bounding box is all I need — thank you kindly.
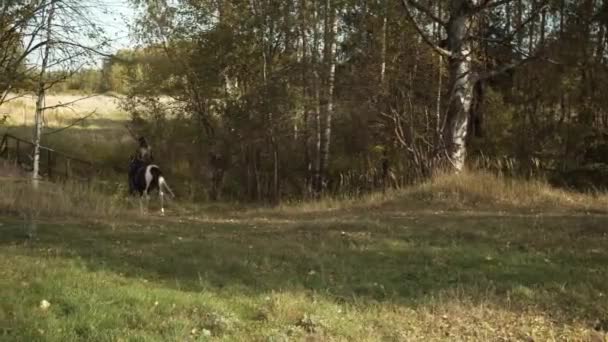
[128,137,153,194]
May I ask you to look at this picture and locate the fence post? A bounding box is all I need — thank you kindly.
[0,135,6,157]
[87,163,93,185]
[3,135,9,160]
[15,139,20,165]
[66,159,71,179]
[47,149,52,179]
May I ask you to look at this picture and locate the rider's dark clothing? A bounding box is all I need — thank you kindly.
[128,137,153,194]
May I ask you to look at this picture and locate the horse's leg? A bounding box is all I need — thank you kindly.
[145,192,150,213]
[139,194,144,215]
[142,167,152,215]
[159,189,165,216]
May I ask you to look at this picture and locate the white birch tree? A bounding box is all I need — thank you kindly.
[400,0,548,172]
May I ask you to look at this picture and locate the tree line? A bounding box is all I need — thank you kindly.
[116,0,608,201]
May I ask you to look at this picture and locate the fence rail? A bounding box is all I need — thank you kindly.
[0,133,96,182]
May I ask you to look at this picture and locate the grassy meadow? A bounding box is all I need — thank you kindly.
[1,95,608,341]
[0,93,127,125]
[0,94,132,173]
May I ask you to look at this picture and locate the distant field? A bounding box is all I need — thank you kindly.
[0,93,128,128]
[0,94,135,170]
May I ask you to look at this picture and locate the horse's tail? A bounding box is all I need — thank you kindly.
[158,176,175,198]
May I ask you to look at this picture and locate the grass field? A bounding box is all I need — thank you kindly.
[1,172,608,341]
[0,93,127,125]
[1,94,608,340]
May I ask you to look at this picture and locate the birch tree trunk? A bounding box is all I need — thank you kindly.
[312,0,322,193]
[318,0,337,192]
[401,0,543,173]
[299,0,313,195]
[32,0,55,188]
[442,1,475,172]
[435,3,443,137]
[380,0,388,87]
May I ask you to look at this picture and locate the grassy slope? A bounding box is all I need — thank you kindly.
[1,173,608,341]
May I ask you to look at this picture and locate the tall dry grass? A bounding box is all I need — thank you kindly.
[0,178,128,220]
[271,170,608,215]
[0,164,606,222]
[0,94,127,127]
[407,170,608,212]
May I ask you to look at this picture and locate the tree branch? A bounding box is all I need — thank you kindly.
[470,0,550,44]
[476,56,535,81]
[0,0,52,44]
[123,123,139,142]
[400,0,452,58]
[406,0,447,26]
[472,0,514,13]
[478,36,561,65]
[41,94,100,111]
[476,32,559,82]
[505,0,550,42]
[2,93,33,104]
[42,110,97,136]
[54,40,131,63]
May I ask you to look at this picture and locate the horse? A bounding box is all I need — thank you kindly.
[128,157,175,215]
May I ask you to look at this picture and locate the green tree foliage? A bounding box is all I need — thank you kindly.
[0,1,49,102]
[115,0,608,200]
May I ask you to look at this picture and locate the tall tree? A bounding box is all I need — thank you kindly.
[317,0,338,193]
[27,0,110,184]
[32,0,55,188]
[400,0,548,171]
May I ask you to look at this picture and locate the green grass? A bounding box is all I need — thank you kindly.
[2,93,607,340]
[1,179,608,340]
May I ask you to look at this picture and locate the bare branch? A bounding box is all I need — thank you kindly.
[380,110,409,148]
[400,0,452,58]
[41,94,100,111]
[473,0,549,44]
[406,0,447,26]
[0,0,51,44]
[123,123,139,143]
[476,57,536,81]
[2,93,33,104]
[472,0,514,13]
[476,34,559,82]
[507,0,550,41]
[42,110,98,136]
[54,40,130,63]
[478,37,561,65]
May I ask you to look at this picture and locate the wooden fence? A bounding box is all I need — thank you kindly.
[0,133,95,182]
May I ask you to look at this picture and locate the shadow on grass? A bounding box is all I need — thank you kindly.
[1,210,608,324]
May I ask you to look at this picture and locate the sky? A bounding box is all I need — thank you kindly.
[91,0,137,53]
[25,0,137,68]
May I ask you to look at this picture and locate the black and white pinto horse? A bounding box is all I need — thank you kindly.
[129,158,175,215]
